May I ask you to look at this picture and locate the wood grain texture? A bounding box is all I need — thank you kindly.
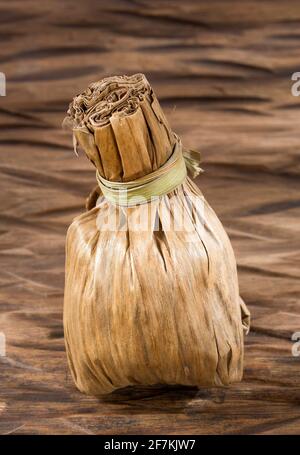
[0,0,299,434]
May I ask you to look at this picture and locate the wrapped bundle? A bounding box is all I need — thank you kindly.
[63,73,250,396]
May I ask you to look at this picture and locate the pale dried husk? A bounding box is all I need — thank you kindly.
[64,74,250,396]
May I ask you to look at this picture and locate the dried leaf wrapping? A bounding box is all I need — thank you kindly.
[63,74,250,395]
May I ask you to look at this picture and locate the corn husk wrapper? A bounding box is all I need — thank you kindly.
[63,73,250,396]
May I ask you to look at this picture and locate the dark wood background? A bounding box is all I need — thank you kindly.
[0,0,300,435]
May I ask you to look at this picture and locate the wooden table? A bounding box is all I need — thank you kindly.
[0,0,299,434]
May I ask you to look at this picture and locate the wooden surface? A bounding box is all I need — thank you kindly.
[0,0,300,435]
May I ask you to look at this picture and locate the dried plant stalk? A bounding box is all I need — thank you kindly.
[63,73,250,396]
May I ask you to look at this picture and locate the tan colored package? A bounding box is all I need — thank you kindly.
[63,73,250,396]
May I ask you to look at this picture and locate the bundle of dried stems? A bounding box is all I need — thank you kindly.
[63,73,250,396]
